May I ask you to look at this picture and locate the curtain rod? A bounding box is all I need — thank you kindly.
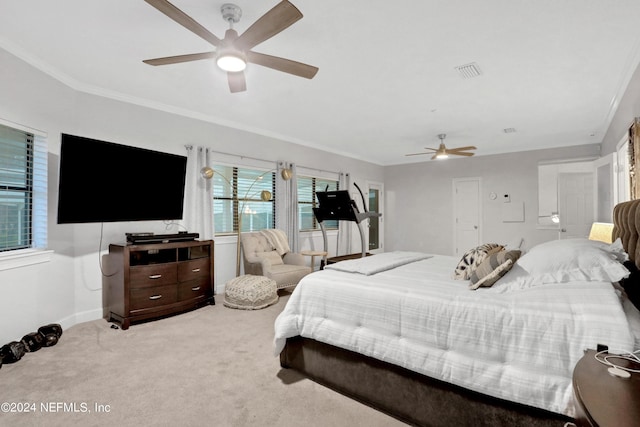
[185,145,341,176]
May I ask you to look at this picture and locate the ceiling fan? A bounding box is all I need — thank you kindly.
[142,0,318,93]
[405,134,476,160]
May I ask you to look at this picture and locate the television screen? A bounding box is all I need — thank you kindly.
[57,134,187,224]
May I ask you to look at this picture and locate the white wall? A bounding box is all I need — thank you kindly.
[0,48,383,343]
[384,144,601,256]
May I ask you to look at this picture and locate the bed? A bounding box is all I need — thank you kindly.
[274,200,640,427]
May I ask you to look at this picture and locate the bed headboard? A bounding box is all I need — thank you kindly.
[613,199,640,268]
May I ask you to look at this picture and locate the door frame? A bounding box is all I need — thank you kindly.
[366,180,384,254]
[615,134,630,204]
[592,153,616,223]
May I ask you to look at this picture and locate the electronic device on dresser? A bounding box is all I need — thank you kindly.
[103,239,214,330]
[125,232,199,245]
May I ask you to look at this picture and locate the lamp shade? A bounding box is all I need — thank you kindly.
[260,190,272,201]
[588,222,614,243]
[201,166,214,179]
[281,168,292,181]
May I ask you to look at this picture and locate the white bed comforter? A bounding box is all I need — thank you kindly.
[273,253,636,417]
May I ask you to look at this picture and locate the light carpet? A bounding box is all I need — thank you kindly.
[0,291,405,427]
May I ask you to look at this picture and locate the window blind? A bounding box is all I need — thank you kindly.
[297,175,339,231]
[0,123,47,251]
[213,165,275,234]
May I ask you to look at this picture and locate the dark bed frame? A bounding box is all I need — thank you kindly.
[280,337,570,427]
[278,199,640,427]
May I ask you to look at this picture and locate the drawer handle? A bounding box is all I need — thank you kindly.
[149,274,162,279]
[191,268,201,273]
[191,286,201,291]
[148,295,163,300]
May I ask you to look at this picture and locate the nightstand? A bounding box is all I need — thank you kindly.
[572,349,640,427]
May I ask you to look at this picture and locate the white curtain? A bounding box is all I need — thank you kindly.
[336,172,352,255]
[182,146,214,240]
[275,161,299,252]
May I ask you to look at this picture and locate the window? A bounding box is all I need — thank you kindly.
[298,176,339,231]
[0,123,47,253]
[213,165,275,234]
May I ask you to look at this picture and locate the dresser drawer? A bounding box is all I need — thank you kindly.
[178,277,210,301]
[130,264,177,288]
[178,258,210,282]
[130,284,178,310]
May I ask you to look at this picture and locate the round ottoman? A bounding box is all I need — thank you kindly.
[223,275,279,310]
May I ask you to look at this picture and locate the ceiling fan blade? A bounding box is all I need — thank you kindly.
[431,154,438,160]
[228,72,247,93]
[422,147,438,151]
[405,152,431,157]
[448,146,477,152]
[235,0,302,51]
[247,51,318,79]
[143,51,216,66]
[144,0,220,47]
[448,151,475,157]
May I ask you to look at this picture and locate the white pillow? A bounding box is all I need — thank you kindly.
[257,251,284,266]
[493,238,629,292]
[600,237,629,263]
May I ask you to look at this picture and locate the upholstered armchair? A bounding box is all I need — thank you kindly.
[240,231,312,289]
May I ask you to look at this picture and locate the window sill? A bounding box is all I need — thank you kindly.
[0,248,54,271]
[301,229,339,234]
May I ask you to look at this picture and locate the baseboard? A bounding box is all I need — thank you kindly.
[56,308,103,332]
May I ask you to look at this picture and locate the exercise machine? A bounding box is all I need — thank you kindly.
[313,183,381,261]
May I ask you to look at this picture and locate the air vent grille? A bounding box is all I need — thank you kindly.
[455,62,482,79]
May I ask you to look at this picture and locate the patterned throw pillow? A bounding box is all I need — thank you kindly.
[452,243,504,280]
[469,250,522,289]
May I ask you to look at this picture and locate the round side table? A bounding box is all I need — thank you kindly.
[300,250,328,271]
[573,349,640,427]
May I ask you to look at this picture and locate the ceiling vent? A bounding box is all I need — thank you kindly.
[503,128,517,133]
[455,62,482,79]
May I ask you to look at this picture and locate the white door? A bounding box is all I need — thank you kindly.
[366,182,384,254]
[453,178,481,257]
[558,172,594,239]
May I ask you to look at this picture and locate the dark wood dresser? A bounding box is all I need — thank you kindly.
[103,240,215,329]
[573,349,640,427]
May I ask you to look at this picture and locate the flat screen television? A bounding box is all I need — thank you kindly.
[57,133,187,224]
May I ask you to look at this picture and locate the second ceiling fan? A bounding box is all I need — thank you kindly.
[406,134,476,160]
[142,0,319,93]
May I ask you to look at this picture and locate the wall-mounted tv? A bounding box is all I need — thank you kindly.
[57,133,187,224]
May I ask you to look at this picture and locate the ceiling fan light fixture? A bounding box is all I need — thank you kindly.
[216,49,247,72]
[435,140,448,159]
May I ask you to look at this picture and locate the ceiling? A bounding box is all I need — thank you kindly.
[2,0,640,165]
